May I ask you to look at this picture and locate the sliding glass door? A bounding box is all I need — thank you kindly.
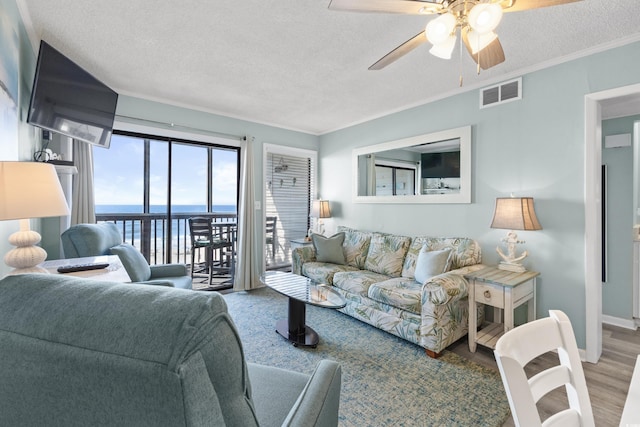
[93,131,239,265]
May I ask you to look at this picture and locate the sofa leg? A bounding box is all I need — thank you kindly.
[425,349,441,359]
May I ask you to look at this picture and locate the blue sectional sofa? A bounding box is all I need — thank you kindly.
[0,274,341,426]
[293,226,485,357]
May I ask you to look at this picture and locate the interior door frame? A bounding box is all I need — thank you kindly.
[584,83,640,363]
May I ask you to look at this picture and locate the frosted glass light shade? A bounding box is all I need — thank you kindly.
[468,3,503,34]
[429,35,457,59]
[425,13,456,45]
[466,30,498,54]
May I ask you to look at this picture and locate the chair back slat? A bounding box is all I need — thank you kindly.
[494,310,595,427]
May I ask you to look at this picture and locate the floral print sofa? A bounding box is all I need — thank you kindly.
[292,226,485,357]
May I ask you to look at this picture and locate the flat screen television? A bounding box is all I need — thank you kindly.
[421,151,460,178]
[27,40,118,148]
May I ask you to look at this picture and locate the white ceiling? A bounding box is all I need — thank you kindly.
[18,0,640,135]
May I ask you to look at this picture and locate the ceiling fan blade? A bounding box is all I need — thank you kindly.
[328,0,441,15]
[500,0,583,13]
[462,29,505,70]
[369,31,429,70]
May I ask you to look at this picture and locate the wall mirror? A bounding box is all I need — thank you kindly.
[353,126,471,204]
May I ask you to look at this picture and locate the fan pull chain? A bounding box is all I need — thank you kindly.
[458,28,463,87]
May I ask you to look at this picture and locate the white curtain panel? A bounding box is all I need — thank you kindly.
[234,136,261,290]
[71,140,96,225]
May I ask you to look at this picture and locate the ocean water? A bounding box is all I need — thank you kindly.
[95,205,237,250]
[96,204,236,214]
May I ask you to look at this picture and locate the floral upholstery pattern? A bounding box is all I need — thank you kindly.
[364,233,411,277]
[301,262,359,285]
[368,277,422,314]
[337,226,373,269]
[402,237,481,279]
[291,229,484,355]
[333,270,390,296]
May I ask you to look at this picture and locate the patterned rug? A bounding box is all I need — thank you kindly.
[222,287,510,427]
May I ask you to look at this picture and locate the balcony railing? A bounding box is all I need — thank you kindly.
[96,211,237,265]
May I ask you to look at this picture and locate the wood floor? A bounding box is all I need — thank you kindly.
[449,323,640,426]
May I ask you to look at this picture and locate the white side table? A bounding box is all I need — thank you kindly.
[290,238,313,250]
[465,266,539,352]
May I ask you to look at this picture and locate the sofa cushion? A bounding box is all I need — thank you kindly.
[301,262,359,285]
[312,233,346,265]
[402,237,481,279]
[337,226,373,269]
[333,270,391,296]
[368,278,423,314]
[364,233,411,278]
[414,247,452,284]
[110,243,151,282]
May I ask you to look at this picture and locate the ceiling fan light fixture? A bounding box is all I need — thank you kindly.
[467,29,498,54]
[468,3,503,34]
[425,13,456,45]
[429,34,457,59]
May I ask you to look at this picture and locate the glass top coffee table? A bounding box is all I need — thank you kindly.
[260,271,346,348]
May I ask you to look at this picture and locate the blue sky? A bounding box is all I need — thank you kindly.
[93,134,238,206]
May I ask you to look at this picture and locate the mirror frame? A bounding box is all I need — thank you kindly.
[352,125,471,204]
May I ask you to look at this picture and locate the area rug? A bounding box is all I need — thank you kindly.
[222,287,511,427]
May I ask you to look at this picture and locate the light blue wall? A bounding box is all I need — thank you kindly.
[602,115,640,319]
[0,0,40,276]
[318,41,640,347]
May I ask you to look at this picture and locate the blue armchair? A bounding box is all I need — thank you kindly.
[61,223,192,289]
[0,274,342,426]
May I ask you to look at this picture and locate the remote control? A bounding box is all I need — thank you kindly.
[57,263,110,273]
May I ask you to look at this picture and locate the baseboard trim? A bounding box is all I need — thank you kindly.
[602,314,638,330]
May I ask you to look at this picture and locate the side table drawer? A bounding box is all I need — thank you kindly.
[474,282,504,309]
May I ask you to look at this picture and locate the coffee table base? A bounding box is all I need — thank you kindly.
[275,319,319,348]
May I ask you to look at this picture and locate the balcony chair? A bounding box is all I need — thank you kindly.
[188,217,235,286]
[265,215,277,265]
[0,273,342,426]
[61,223,192,289]
[494,310,594,427]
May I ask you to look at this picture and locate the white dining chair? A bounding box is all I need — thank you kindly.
[494,310,595,427]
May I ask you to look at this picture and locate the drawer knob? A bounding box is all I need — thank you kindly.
[483,290,491,299]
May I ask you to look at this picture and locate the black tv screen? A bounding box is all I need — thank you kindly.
[421,151,460,178]
[27,41,118,148]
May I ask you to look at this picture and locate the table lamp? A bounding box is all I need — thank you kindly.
[310,200,331,236]
[490,197,542,272]
[0,161,70,274]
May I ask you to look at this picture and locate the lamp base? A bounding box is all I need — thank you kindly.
[498,261,526,273]
[4,220,49,275]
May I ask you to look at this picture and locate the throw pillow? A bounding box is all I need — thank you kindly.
[414,246,452,284]
[312,232,346,265]
[110,243,151,282]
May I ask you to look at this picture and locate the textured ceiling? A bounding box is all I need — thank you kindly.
[19,0,640,135]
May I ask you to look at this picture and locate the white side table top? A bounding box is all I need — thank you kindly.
[41,255,131,282]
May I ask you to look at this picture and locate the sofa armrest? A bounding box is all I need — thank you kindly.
[291,247,316,275]
[282,360,342,427]
[149,263,188,278]
[422,265,485,306]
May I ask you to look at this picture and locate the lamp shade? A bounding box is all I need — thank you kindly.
[0,162,70,221]
[311,200,331,219]
[425,13,456,45]
[490,197,542,231]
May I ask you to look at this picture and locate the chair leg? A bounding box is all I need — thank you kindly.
[190,249,195,279]
[207,247,213,286]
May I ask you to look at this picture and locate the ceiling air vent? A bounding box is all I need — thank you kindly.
[480,77,522,109]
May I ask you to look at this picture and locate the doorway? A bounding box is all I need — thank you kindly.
[585,83,640,363]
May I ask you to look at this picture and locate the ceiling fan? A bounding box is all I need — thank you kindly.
[328,0,583,72]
